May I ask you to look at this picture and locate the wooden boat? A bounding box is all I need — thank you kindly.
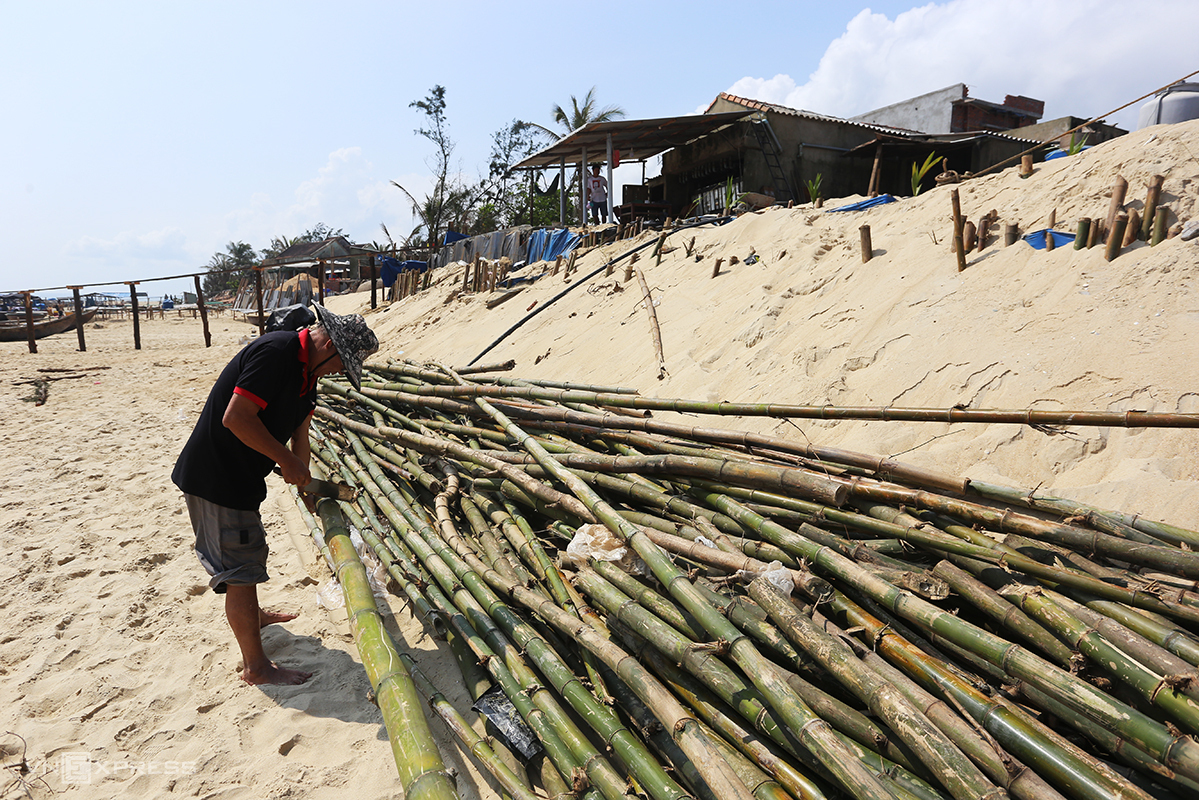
[0,307,98,342]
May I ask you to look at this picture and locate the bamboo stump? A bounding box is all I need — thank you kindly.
[1104,175,1128,244]
[963,221,977,253]
[1123,209,1141,248]
[1075,219,1091,250]
[977,217,989,253]
[1152,207,1168,245]
[1142,175,1165,240]
[1020,155,1034,178]
[951,189,967,271]
[1105,213,1129,261]
[1004,223,1018,246]
[859,225,873,262]
[712,258,723,278]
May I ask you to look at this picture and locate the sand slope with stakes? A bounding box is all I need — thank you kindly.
[0,117,1197,799]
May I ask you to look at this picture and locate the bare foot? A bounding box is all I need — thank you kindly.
[242,662,313,685]
[259,609,299,628]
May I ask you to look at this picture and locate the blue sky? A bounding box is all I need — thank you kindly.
[2,1,1193,298]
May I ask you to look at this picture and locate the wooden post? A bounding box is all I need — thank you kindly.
[566,251,577,278]
[859,225,872,262]
[253,269,265,335]
[653,230,668,266]
[625,251,637,282]
[22,291,36,354]
[128,282,142,349]
[462,259,472,292]
[553,255,562,276]
[369,257,378,310]
[1004,223,1018,246]
[1142,175,1165,240]
[317,261,326,305]
[976,217,989,252]
[1088,219,1103,249]
[70,286,86,352]
[712,257,723,278]
[1123,208,1141,247]
[1152,207,1168,245]
[868,142,882,197]
[1019,155,1034,178]
[194,275,211,347]
[951,189,967,272]
[1075,219,1091,250]
[1105,213,1129,261]
[1104,175,1128,244]
[963,221,977,252]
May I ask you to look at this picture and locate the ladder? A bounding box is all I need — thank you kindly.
[749,113,795,203]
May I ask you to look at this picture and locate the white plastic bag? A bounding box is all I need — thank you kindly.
[565,524,648,575]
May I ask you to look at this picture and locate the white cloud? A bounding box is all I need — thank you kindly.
[65,227,189,261]
[723,0,1196,130]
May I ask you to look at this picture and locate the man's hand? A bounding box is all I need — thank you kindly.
[277,452,311,487]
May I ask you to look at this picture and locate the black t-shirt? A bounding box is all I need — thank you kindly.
[172,330,317,510]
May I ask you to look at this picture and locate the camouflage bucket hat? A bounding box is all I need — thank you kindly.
[311,303,378,390]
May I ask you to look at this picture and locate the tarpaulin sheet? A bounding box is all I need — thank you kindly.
[826,194,897,213]
[1022,229,1076,250]
[379,258,428,286]
[442,230,468,245]
[526,228,580,263]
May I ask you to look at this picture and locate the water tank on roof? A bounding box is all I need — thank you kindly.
[1137,82,1199,129]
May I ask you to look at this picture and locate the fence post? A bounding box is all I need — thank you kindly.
[194,275,212,347]
[127,282,142,349]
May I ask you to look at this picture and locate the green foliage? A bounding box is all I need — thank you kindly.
[551,87,626,134]
[805,173,823,204]
[1067,133,1089,155]
[202,240,256,297]
[911,151,939,196]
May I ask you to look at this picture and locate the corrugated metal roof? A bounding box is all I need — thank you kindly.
[260,236,378,267]
[514,112,750,169]
[708,93,918,136]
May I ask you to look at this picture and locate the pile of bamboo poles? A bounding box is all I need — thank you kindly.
[299,360,1199,800]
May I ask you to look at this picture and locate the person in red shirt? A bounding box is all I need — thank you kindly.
[173,304,377,685]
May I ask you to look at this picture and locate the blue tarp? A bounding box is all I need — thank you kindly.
[1022,229,1076,250]
[826,194,897,213]
[1045,147,1092,160]
[525,228,580,264]
[443,230,469,246]
[379,257,429,286]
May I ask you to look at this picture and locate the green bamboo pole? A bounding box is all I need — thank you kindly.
[610,621,946,800]
[930,561,1075,668]
[402,652,540,800]
[817,587,1155,800]
[315,500,459,800]
[1079,597,1199,668]
[693,489,1199,784]
[966,480,1199,549]
[814,610,1070,800]
[351,385,969,494]
[358,380,1199,429]
[342,433,649,800]
[747,577,1006,800]
[326,435,606,800]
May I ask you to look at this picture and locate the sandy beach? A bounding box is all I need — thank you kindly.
[2,118,1198,799]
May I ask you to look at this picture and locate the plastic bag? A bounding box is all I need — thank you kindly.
[565,524,648,575]
[738,560,794,595]
[316,578,344,610]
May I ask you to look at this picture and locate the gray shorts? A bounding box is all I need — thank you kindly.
[184,494,270,593]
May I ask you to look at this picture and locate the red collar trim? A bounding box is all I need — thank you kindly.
[298,328,316,394]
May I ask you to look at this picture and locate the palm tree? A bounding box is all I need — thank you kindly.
[550,88,626,222]
[551,87,626,134]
